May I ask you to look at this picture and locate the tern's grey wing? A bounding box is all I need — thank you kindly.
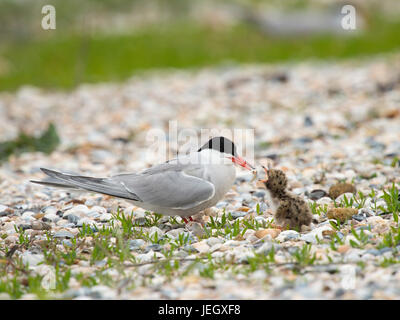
[112,164,215,210]
[36,168,140,201]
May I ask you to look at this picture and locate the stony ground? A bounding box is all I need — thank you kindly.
[0,54,400,299]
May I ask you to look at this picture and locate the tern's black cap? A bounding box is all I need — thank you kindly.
[197,137,237,156]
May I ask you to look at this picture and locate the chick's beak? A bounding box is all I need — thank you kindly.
[260,165,269,183]
[231,156,255,171]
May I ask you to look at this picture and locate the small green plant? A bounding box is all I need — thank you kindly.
[378,226,400,249]
[14,226,30,246]
[309,202,319,215]
[247,247,276,273]
[111,208,134,236]
[353,191,367,209]
[368,188,380,214]
[380,256,400,267]
[380,183,400,223]
[329,219,342,232]
[173,232,190,247]
[329,231,345,251]
[292,244,316,266]
[198,255,216,279]
[309,202,328,216]
[0,123,60,162]
[349,227,369,248]
[145,213,163,227]
[256,203,262,216]
[390,156,399,168]
[340,194,354,208]
[78,223,99,237]
[227,219,241,239]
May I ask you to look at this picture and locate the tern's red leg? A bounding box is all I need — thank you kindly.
[182,218,189,224]
[189,216,194,222]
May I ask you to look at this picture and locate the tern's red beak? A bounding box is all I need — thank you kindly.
[231,156,255,171]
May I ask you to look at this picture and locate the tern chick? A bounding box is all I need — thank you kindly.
[261,167,312,230]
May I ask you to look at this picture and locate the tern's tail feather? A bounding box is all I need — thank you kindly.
[31,168,140,201]
[30,178,81,190]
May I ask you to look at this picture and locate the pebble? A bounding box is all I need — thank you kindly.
[5,235,18,244]
[206,237,224,246]
[231,211,248,219]
[77,218,96,227]
[165,228,187,239]
[253,191,266,199]
[192,241,210,254]
[187,222,205,238]
[84,199,97,207]
[183,245,198,253]
[255,228,280,239]
[88,285,117,299]
[254,216,268,224]
[136,250,164,263]
[329,183,356,199]
[21,252,45,267]
[134,217,147,226]
[43,213,60,223]
[316,197,333,206]
[129,239,146,251]
[63,205,90,218]
[67,214,80,224]
[327,208,358,222]
[86,211,101,219]
[90,206,107,214]
[31,221,51,231]
[99,213,112,222]
[242,230,258,243]
[352,214,368,222]
[300,225,332,244]
[53,230,74,239]
[0,205,12,217]
[17,223,32,231]
[335,192,357,203]
[255,242,275,255]
[276,230,300,242]
[209,243,222,253]
[62,239,73,247]
[42,206,58,215]
[345,249,363,262]
[145,244,163,252]
[308,189,328,200]
[22,211,36,219]
[148,226,164,239]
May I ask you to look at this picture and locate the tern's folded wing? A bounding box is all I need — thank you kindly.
[112,168,215,210]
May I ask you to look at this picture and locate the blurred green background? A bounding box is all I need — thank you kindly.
[0,0,399,92]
